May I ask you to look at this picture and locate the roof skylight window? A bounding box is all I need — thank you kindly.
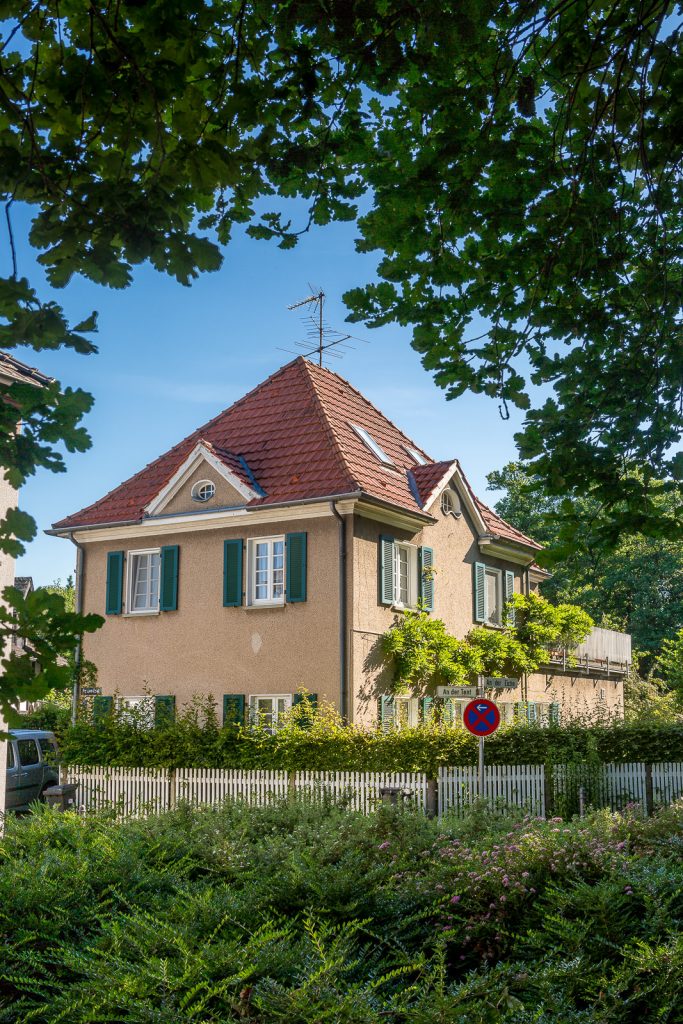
[404,446,427,466]
[350,423,395,467]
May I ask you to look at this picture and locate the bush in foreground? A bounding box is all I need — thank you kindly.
[1,800,683,1021]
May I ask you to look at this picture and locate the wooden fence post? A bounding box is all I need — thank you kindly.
[426,778,437,818]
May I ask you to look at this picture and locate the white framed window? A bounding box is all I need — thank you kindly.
[350,423,395,467]
[249,693,292,732]
[191,479,215,502]
[441,489,462,517]
[118,696,154,729]
[248,536,285,605]
[395,696,420,729]
[393,543,417,608]
[127,549,161,613]
[485,567,502,625]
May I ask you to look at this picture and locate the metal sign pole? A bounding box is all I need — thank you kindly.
[477,675,485,802]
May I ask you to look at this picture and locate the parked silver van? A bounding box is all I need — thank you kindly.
[5,730,59,811]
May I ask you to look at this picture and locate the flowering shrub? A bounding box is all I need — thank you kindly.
[1,801,683,1021]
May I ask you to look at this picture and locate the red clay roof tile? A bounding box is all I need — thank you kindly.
[52,357,541,554]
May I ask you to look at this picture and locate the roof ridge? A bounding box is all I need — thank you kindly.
[303,359,433,461]
[298,358,359,493]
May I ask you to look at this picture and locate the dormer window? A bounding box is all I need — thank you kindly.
[191,479,216,503]
[404,445,427,466]
[350,423,394,467]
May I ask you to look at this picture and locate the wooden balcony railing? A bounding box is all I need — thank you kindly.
[543,626,631,678]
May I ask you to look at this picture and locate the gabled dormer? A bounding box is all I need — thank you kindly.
[144,441,264,519]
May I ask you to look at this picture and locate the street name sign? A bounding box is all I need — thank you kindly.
[483,677,517,689]
[436,685,478,699]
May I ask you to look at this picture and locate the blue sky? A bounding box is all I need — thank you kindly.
[9,208,526,586]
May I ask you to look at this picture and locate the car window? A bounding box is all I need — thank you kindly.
[6,742,15,769]
[17,739,40,766]
[38,738,58,761]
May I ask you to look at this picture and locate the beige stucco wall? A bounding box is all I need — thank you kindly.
[348,478,623,727]
[80,512,342,714]
[350,490,525,726]
[162,461,247,516]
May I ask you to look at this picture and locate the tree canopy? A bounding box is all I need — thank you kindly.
[0,1,680,706]
[488,461,683,670]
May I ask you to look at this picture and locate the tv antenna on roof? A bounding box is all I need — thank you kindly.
[278,285,369,367]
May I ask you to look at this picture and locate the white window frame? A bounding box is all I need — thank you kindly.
[247,536,286,606]
[191,479,216,502]
[126,548,161,614]
[441,489,462,517]
[393,542,418,609]
[394,696,420,729]
[249,693,292,732]
[350,423,395,467]
[484,566,503,626]
[117,695,155,729]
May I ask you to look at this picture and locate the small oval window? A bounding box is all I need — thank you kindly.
[441,489,461,517]
[192,480,216,503]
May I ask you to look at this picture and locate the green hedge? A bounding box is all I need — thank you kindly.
[47,698,683,775]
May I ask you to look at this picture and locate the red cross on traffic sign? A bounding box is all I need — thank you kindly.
[463,699,500,737]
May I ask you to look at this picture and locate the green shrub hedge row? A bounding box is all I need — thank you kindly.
[26,694,683,774]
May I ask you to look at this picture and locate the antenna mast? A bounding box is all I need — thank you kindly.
[281,286,368,367]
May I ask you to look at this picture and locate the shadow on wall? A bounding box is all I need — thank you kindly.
[358,632,392,720]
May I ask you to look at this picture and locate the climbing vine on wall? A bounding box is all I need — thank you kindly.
[381,593,593,694]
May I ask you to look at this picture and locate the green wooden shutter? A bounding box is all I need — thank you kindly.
[419,547,435,611]
[223,694,245,726]
[379,535,395,605]
[154,695,176,728]
[105,551,124,615]
[286,532,307,603]
[504,570,515,624]
[549,702,560,726]
[442,698,456,726]
[160,545,179,611]
[92,695,113,724]
[223,539,243,607]
[379,695,395,732]
[527,702,538,724]
[473,562,486,622]
[293,691,317,728]
[420,696,433,723]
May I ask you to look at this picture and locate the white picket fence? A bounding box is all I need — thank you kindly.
[60,762,683,820]
[553,762,648,814]
[176,768,289,806]
[61,765,170,817]
[438,764,546,818]
[651,762,683,805]
[295,770,428,812]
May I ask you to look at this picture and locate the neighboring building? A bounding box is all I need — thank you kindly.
[0,354,52,615]
[49,357,630,729]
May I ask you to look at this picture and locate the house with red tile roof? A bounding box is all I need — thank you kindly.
[50,357,628,728]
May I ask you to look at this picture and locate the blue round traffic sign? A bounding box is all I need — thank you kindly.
[463,699,500,736]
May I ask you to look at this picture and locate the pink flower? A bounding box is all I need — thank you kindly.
[378,841,390,850]
[450,894,461,904]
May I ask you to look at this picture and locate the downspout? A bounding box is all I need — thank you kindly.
[68,534,85,727]
[330,502,348,721]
